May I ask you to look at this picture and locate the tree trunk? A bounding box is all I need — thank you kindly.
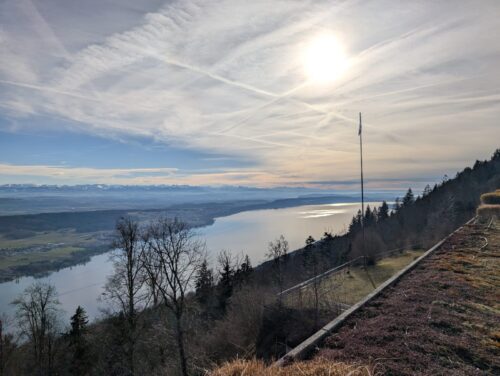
[127,246,135,375]
[313,281,319,330]
[127,334,135,376]
[0,320,3,376]
[175,314,188,376]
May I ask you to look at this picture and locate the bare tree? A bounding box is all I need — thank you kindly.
[139,229,168,366]
[102,217,147,375]
[0,315,16,376]
[11,282,61,375]
[267,235,289,303]
[303,238,321,328]
[141,230,164,307]
[0,316,5,376]
[142,217,204,376]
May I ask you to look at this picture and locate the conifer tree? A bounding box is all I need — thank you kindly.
[393,197,402,213]
[364,205,375,226]
[378,201,389,221]
[305,235,315,249]
[234,254,253,286]
[403,188,415,206]
[349,210,363,233]
[322,231,333,241]
[422,184,432,197]
[217,251,234,313]
[68,306,90,376]
[195,259,214,306]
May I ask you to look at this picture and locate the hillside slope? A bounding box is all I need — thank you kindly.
[315,219,499,375]
[211,219,499,375]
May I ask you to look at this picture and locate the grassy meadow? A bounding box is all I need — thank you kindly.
[283,250,424,310]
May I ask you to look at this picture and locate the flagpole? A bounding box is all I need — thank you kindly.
[359,112,366,269]
[359,112,365,234]
[358,113,375,287]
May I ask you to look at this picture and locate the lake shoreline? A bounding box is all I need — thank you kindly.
[0,201,379,326]
[0,195,375,282]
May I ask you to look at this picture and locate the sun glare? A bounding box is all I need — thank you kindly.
[303,34,349,83]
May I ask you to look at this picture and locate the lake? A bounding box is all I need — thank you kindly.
[0,201,372,327]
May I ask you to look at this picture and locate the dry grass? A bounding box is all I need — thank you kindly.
[478,190,500,221]
[284,250,424,308]
[477,204,500,221]
[328,250,423,305]
[209,358,377,376]
[481,191,500,205]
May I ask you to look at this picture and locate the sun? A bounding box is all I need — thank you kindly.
[303,34,349,83]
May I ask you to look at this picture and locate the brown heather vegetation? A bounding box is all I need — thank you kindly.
[315,220,500,375]
[480,190,500,205]
[209,358,377,376]
[477,204,500,220]
[477,189,500,221]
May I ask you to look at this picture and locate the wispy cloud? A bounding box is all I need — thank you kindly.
[0,163,177,182]
[1,0,499,186]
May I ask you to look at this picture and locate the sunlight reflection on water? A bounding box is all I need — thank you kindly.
[299,209,347,218]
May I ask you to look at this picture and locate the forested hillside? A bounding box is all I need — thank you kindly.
[257,149,500,283]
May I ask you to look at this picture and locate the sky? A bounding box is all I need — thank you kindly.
[0,0,499,189]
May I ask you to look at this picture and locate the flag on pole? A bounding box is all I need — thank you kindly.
[358,112,362,136]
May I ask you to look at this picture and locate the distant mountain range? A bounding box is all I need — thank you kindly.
[0,183,327,191]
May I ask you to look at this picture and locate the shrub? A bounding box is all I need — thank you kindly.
[201,286,267,362]
[480,191,500,205]
[351,229,385,265]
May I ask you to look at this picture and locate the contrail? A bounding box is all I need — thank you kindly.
[0,79,160,113]
[216,82,309,134]
[134,47,363,140]
[129,38,361,131]
[0,79,102,102]
[24,0,107,103]
[164,57,278,98]
[206,131,294,148]
[332,76,485,107]
[3,0,365,147]
[127,44,281,99]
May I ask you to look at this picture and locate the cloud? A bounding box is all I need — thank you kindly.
[0,163,177,183]
[0,162,301,187]
[1,0,499,186]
